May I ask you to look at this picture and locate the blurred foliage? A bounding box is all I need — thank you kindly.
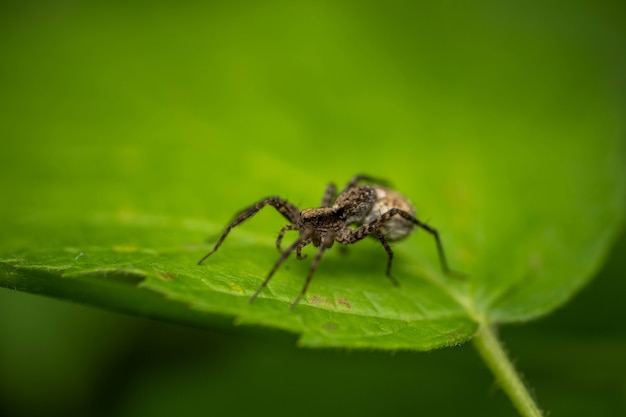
[0,0,625,416]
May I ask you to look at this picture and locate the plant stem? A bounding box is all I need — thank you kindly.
[472,319,543,417]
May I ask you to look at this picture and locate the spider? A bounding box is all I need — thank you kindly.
[198,175,460,308]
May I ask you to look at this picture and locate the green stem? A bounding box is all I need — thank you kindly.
[472,319,543,417]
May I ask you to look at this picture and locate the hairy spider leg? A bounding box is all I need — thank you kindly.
[295,239,311,260]
[197,197,300,265]
[290,244,328,309]
[373,228,400,286]
[276,225,309,259]
[339,208,458,279]
[344,174,391,191]
[320,182,337,207]
[249,232,311,304]
[276,224,297,252]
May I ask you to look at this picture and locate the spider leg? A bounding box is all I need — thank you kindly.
[339,208,461,278]
[296,239,310,260]
[276,224,298,253]
[373,228,399,286]
[344,174,391,190]
[198,196,300,265]
[276,225,309,259]
[321,182,337,207]
[290,244,328,309]
[249,233,311,304]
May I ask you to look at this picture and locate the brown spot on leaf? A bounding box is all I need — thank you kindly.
[308,294,334,309]
[158,271,177,280]
[337,298,352,310]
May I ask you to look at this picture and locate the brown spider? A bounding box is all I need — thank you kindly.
[198,175,460,308]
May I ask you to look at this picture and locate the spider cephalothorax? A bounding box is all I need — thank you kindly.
[198,175,459,308]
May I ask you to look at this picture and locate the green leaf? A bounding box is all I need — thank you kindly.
[1,0,624,354]
[1,135,623,351]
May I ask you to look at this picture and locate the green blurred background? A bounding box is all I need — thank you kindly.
[1,0,624,416]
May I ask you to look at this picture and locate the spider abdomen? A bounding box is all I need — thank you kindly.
[364,186,416,241]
